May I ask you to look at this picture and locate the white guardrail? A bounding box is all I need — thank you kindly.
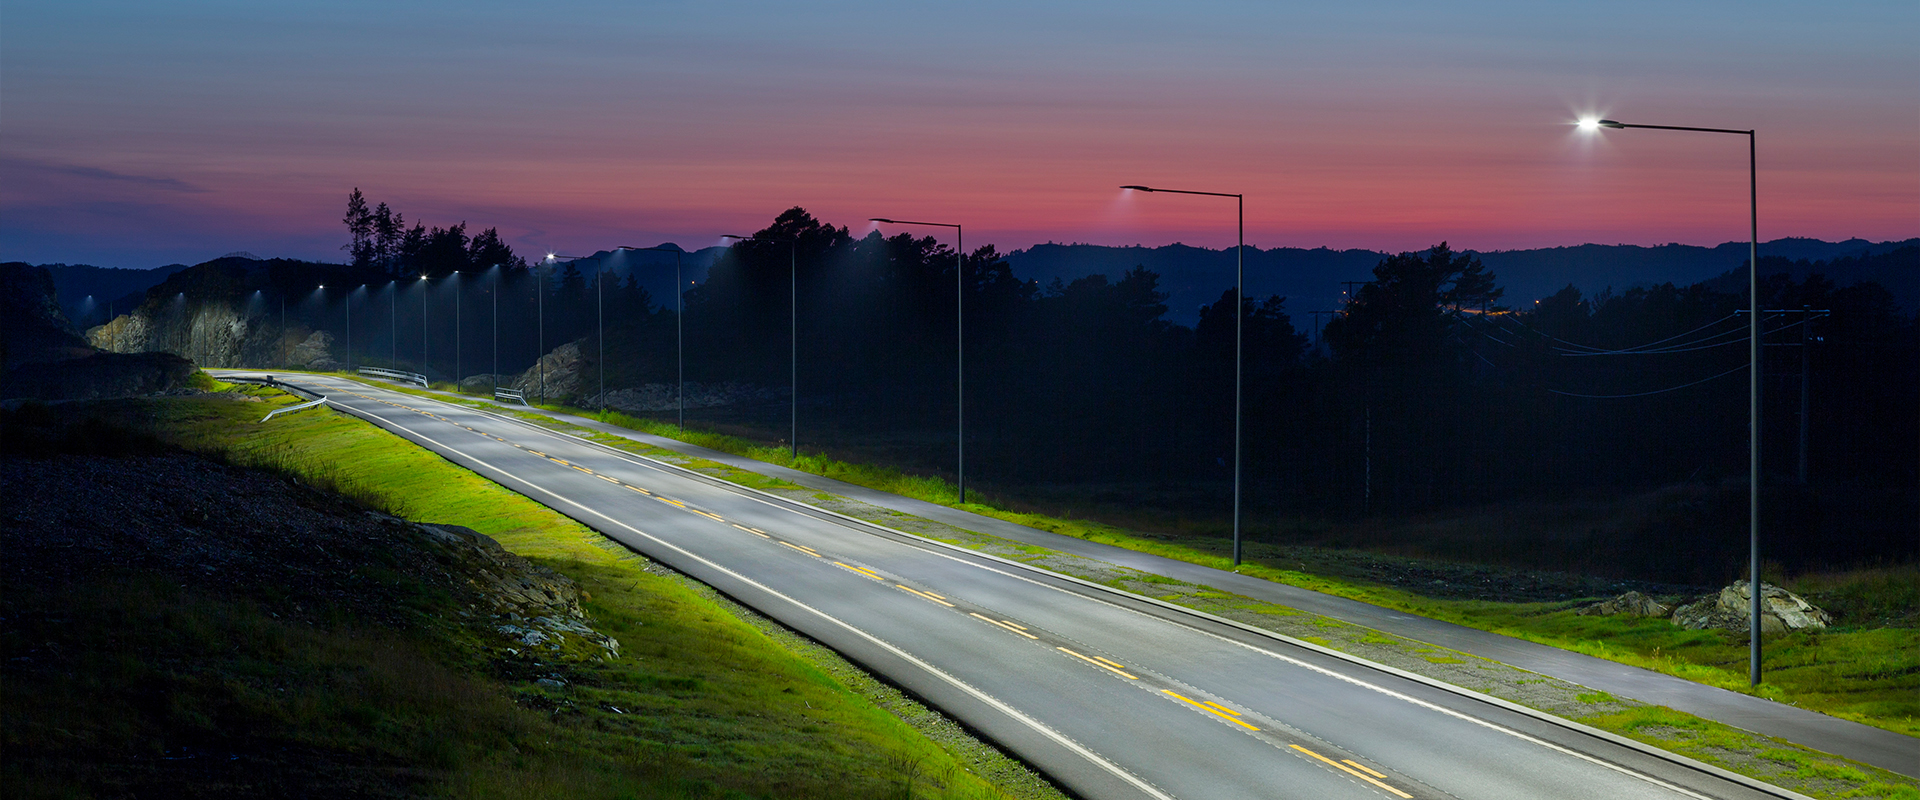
[357,366,428,387]
[493,387,530,406]
[218,374,332,422]
[261,396,328,422]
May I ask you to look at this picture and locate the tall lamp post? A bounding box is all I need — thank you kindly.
[868,218,968,504]
[546,254,608,402]
[1120,185,1247,566]
[420,274,430,378]
[1581,117,1764,686]
[615,245,690,429]
[722,233,799,459]
[453,271,462,384]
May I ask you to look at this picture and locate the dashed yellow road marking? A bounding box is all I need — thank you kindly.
[691,509,724,522]
[896,585,956,606]
[656,497,686,508]
[1058,646,1139,679]
[597,475,621,484]
[969,613,1039,640]
[1291,745,1411,798]
[1343,760,1388,780]
[835,562,885,581]
[919,589,948,600]
[570,465,594,475]
[1163,690,1261,731]
[779,541,821,557]
[1203,700,1240,716]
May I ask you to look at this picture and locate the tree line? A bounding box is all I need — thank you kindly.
[330,198,1917,565]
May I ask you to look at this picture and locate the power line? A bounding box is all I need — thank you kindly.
[1546,362,1749,399]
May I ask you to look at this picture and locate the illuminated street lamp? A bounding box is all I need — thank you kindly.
[1580,116,1764,686]
[614,245,690,429]
[722,233,799,459]
[868,218,969,504]
[1119,185,1247,566]
[547,254,609,402]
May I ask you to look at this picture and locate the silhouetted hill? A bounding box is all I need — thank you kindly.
[42,262,195,329]
[1003,238,1920,325]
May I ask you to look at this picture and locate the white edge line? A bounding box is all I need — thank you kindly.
[255,372,1812,800]
[294,383,1173,800]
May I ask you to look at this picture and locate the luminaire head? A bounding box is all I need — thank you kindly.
[1119,185,1155,192]
[1578,118,1628,132]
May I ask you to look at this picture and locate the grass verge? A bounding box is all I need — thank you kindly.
[62,386,1057,799]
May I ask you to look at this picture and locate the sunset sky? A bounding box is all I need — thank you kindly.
[3,0,1915,269]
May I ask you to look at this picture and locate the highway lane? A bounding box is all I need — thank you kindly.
[228,372,1803,800]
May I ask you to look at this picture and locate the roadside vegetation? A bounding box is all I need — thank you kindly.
[1,389,1055,800]
[357,375,1920,744]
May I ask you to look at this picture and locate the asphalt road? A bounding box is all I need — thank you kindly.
[226,372,1806,800]
[449,393,1916,780]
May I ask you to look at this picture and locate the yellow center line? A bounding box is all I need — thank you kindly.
[1202,701,1241,716]
[1091,655,1129,670]
[597,475,621,484]
[731,524,756,533]
[551,458,569,465]
[529,451,545,457]
[656,497,686,508]
[968,613,1039,640]
[571,465,594,475]
[1057,647,1139,679]
[997,619,1029,631]
[834,562,885,581]
[691,509,725,522]
[919,590,948,600]
[1343,760,1389,780]
[895,585,956,607]
[748,527,767,534]
[1162,691,1261,731]
[778,541,821,557]
[1290,745,1411,799]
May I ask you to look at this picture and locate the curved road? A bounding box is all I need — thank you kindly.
[226,372,1805,800]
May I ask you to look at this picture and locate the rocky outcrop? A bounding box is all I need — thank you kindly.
[1671,580,1832,632]
[286,330,335,368]
[415,523,620,662]
[1577,590,1672,618]
[583,381,789,413]
[510,339,590,400]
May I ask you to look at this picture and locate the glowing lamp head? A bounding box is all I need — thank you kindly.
[1120,185,1153,192]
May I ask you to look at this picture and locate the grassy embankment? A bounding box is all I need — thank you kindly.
[119,385,1053,799]
[387,378,1918,741]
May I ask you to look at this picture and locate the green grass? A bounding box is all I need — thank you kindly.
[336,374,1920,738]
[132,387,1048,800]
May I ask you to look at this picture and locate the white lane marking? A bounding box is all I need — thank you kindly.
[327,403,1174,800]
[289,373,1713,800]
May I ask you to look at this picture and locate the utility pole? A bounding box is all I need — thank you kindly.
[1308,310,1334,347]
[1798,307,1811,484]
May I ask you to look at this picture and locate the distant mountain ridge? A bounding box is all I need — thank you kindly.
[42,262,194,328]
[1003,237,1919,325]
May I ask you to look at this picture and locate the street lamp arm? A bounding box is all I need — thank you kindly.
[1120,185,1242,199]
[870,218,960,230]
[1601,120,1753,136]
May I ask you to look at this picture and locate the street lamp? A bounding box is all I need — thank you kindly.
[546,254,608,403]
[1581,116,1764,686]
[1120,185,1247,566]
[614,245,690,429]
[420,274,430,379]
[723,233,799,459]
[869,218,969,504]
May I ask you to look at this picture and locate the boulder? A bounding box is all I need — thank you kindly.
[1671,580,1831,632]
[459,374,511,392]
[286,330,335,367]
[1576,590,1672,618]
[511,339,589,400]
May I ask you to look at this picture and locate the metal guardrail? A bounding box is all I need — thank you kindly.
[262,396,328,422]
[493,387,530,406]
[358,366,428,387]
[217,374,332,421]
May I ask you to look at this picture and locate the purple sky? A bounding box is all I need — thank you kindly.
[3,0,1915,269]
